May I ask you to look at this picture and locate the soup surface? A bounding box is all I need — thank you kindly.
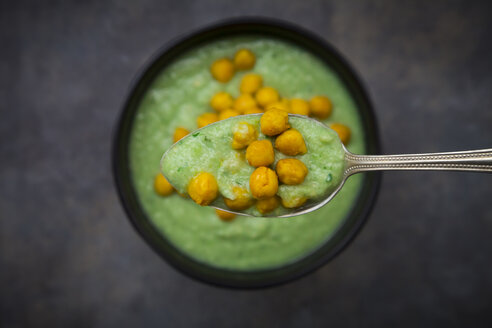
[129,36,366,270]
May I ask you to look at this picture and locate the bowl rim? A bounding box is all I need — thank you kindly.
[112,17,381,289]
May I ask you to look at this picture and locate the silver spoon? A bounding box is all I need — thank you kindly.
[162,114,492,218]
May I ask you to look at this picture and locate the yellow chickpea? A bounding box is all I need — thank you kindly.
[289,98,310,116]
[309,96,333,119]
[173,127,189,143]
[243,107,263,115]
[256,196,280,214]
[210,58,235,83]
[260,108,289,136]
[281,196,307,208]
[276,158,308,185]
[246,140,275,167]
[275,129,307,156]
[215,209,236,222]
[249,167,278,199]
[234,49,256,70]
[240,73,263,94]
[197,112,218,128]
[232,122,257,149]
[224,186,254,210]
[187,172,218,206]
[219,108,240,121]
[154,173,174,196]
[234,94,257,113]
[330,123,351,145]
[256,87,280,108]
[266,99,290,112]
[210,91,233,112]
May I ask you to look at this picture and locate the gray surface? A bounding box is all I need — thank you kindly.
[1,0,492,327]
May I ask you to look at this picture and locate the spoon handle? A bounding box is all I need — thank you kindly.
[344,148,492,176]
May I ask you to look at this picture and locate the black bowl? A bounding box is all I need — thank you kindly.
[113,18,381,289]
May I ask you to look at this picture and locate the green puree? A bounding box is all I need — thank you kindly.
[129,36,366,270]
[161,115,346,217]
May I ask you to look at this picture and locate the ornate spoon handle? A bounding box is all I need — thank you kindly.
[344,148,492,176]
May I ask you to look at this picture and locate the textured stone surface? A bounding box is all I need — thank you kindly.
[1,0,491,327]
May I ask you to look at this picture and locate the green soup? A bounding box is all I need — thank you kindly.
[129,36,366,270]
[161,115,346,216]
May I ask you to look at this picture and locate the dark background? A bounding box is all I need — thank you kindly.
[1,0,492,327]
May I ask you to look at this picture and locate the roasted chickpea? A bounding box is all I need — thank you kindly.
[330,123,351,145]
[309,96,333,119]
[215,209,236,221]
[210,58,235,83]
[210,91,233,112]
[260,108,289,136]
[224,186,254,210]
[187,172,218,206]
[219,109,240,121]
[275,129,307,156]
[249,167,279,199]
[266,99,290,112]
[234,49,256,70]
[246,140,275,167]
[243,107,263,115]
[289,98,310,116]
[234,94,257,113]
[276,159,308,185]
[197,112,219,128]
[240,73,263,94]
[154,173,174,196]
[281,196,307,208]
[256,196,280,214]
[173,127,189,143]
[256,87,280,108]
[232,122,257,149]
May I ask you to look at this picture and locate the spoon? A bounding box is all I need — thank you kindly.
[162,114,492,218]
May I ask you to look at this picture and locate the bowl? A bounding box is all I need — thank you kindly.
[113,18,381,288]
